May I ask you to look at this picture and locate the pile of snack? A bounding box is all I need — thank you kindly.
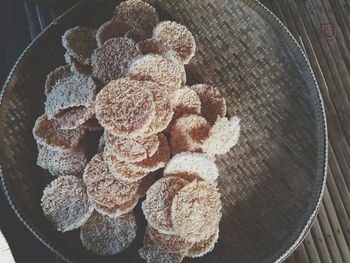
[33,0,240,262]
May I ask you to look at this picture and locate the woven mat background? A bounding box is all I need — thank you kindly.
[0,0,349,262]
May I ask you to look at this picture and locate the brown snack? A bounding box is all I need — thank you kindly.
[137,38,167,55]
[95,78,155,137]
[81,117,103,131]
[91,37,141,84]
[37,143,88,177]
[62,26,97,65]
[164,152,218,183]
[96,20,132,47]
[41,176,93,232]
[94,194,139,218]
[104,149,149,182]
[113,0,159,32]
[55,106,94,130]
[142,176,188,233]
[144,82,174,136]
[64,52,92,76]
[127,54,182,92]
[33,114,85,150]
[139,227,184,263]
[137,172,157,197]
[45,65,71,95]
[187,227,219,258]
[171,180,221,242]
[163,50,186,85]
[80,211,137,255]
[131,133,170,172]
[202,116,241,155]
[105,132,159,162]
[191,84,226,124]
[83,153,140,207]
[148,227,193,254]
[153,21,196,64]
[172,86,201,116]
[45,74,97,118]
[169,114,210,155]
[125,28,151,43]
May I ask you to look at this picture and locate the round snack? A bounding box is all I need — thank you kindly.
[131,133,170,172]
[83,153,140,207]
[45,74,97,118]
[41,176,93,232]
[64,52,92,76]
[55,106,94,130]
[104,149,149,182]
[142,176,189,233]
[105,132,159,162]
[137,172,157,197]
[91,37,141,84]
[127,54,182,92]
[37,143,88,177]
[96,20,132,47]
[137,38,166,55]
[169,114,210,155]
[94,194,139,218]
[148,227,193,254]
[172,86,201,116]
[202,116,240,155]
[80,211,137,255]
[164,152,218,183]
[163,50,186,85]
[95,78,155,137]
[113,0,159,32]
[191,84,226,124]
[139,227,184,263]
[153,21,196,64]
[144,82,174,136]
[33,114,85,150]
[171,180,222,242]
[125,28,151,42]
[45,65,71,94]
[187,227,219,257]
[62,26,97,65]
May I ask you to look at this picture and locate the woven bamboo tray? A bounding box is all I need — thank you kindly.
[0,0,327,262]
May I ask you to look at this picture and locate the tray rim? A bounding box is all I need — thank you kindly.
[0,0,328,262]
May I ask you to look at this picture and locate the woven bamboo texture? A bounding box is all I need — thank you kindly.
[2,0,346,262]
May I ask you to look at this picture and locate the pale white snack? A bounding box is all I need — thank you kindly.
[172,86,201,116]
[45,65,71,95]
[95,78,155,137]
[171,180,221,242]
[37,143,88,177]
[113,0,159,32]
[41,175,93,232]
[44,74,97,118]
[62,26,97,65]
[187,227,219,258]
[33,114,85,150]
[80,211,137,255]
[191,84,227,124]
[142,176,188,234]
[127,54,182,92]
[202,116,241,155]
[153,21,196,64]
[164,152,218,184]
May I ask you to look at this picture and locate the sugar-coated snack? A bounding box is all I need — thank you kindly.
[64,52,92,76]
[62,26,97,65]
[93,194,139,218]
[153,21,196,64]
[80,211,137,255]
[91,37,141,84]
[96,20,132,47]
[55,106,94,130]
[44,65,71,95]
[41,176,93,232]
[187,227,219,258]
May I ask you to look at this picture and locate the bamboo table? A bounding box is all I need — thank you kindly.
[0,0,349,262]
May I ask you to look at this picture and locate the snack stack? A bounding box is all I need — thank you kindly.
[32,0,241,261]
